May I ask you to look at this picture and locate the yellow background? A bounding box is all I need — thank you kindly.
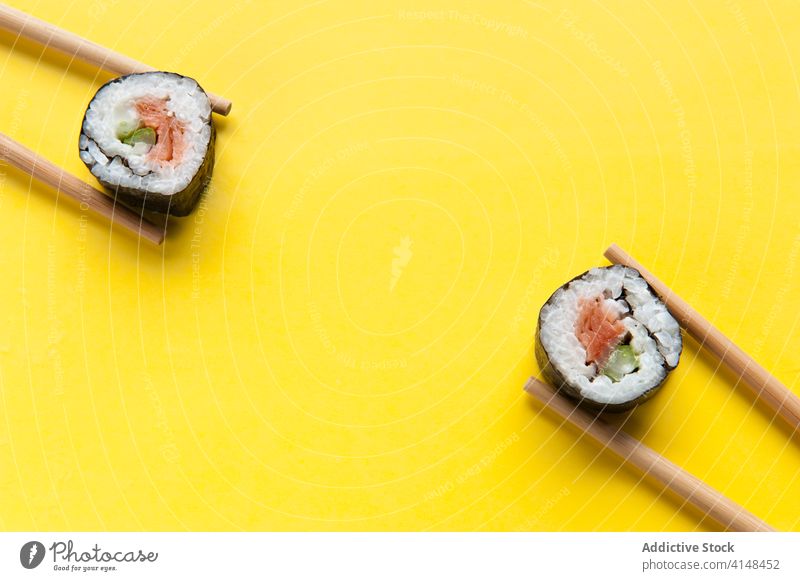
[1,0,798,531]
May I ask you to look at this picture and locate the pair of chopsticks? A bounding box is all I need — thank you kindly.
[525,244,799,532]
[0,3,233,244]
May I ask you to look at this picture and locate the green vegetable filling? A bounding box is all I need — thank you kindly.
[115,121,138,140]
[117,123,156,147]
[601,344,639,382]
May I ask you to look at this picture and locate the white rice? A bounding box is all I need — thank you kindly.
[79,73,212,196]
[538,265,681,405]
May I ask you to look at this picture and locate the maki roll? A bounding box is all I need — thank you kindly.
[79,71,215,216]
[536,265,682,411]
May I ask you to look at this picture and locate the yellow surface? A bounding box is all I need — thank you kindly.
[0,0,798,532]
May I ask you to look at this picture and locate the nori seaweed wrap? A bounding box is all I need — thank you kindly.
[79,71,215,216]
[536,265,682,411]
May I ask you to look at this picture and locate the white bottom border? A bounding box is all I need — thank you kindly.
[1,532,797,580]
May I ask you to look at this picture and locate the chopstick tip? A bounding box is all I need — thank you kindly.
[213,99,232,116]
[604,243,621,261]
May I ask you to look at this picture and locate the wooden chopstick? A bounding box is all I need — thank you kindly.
[0,132,164,244]
[524,378,774,532]
[0,3,232,116]
[605,243,800,435]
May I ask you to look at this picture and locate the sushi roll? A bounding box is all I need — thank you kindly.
[536,265,682,411]
[79,71,215,216]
